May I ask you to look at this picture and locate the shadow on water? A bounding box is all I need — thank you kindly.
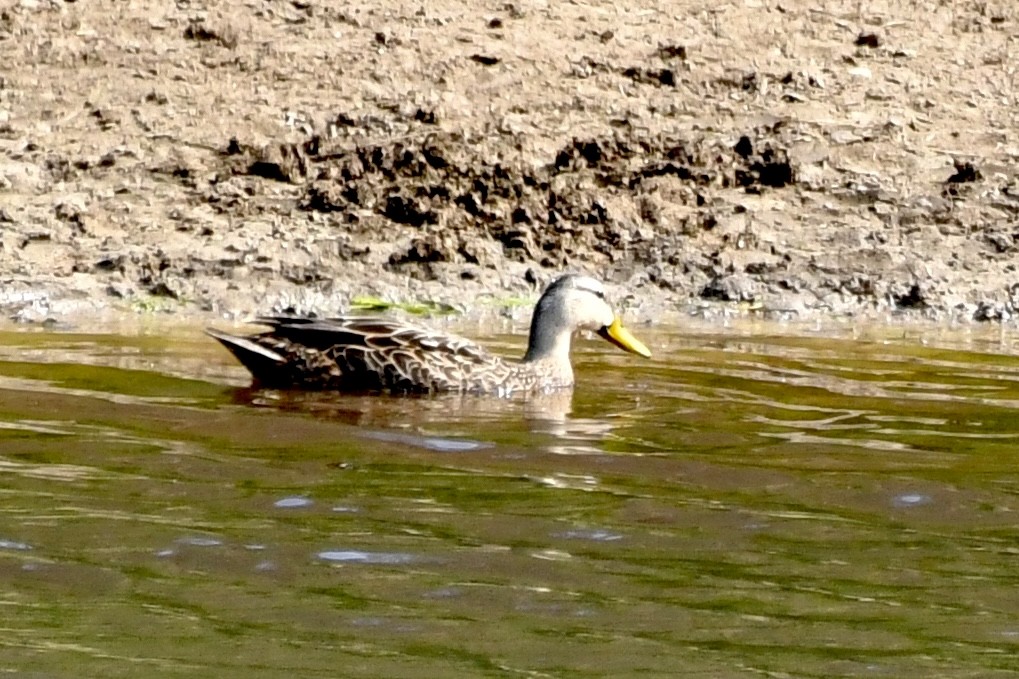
[2,321,1019,677]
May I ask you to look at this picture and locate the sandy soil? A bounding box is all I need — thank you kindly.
[2,0,1018,327]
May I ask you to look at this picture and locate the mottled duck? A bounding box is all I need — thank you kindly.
[207,274,651,394]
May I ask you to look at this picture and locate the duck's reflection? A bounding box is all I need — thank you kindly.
[225,386,614,455]
[229,386,573,424]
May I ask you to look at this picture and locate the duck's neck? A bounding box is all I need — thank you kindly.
[522,304,572,364]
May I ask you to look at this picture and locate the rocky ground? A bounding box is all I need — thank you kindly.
[2,0,1019,328]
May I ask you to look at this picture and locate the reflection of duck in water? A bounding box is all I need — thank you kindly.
[229,384,578,427]
[207,274,651,394]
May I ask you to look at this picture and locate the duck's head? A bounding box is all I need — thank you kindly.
[524,274,652,361]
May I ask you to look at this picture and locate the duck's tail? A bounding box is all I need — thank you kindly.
[206,328,287,383]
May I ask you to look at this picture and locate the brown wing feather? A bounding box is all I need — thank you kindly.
[244,316,522,392]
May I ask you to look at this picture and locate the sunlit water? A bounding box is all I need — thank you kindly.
[3,319,1019,678]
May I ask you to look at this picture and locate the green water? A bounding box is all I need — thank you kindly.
[3,321,1019,678]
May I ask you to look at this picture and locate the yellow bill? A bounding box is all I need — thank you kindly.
[597,317,652,358]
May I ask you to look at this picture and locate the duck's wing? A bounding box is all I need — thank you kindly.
[210,316,516,392]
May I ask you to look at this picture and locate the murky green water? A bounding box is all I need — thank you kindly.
[3,320,1019,678]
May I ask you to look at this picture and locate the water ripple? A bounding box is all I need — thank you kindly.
[317,550,417,565]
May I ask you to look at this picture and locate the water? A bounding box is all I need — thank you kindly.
[3,320,1019,677]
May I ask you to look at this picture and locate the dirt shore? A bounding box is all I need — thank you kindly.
[2,0,1018,328]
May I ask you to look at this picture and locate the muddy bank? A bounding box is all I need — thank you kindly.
[1,1,1018,327]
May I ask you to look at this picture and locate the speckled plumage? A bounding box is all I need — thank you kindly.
[208,275,650,394]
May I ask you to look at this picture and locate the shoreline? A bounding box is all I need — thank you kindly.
[2,2,1018,331]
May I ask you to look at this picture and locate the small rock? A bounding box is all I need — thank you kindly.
[700,274,757,302]
[855,32,881,48]
[946,160,981,184]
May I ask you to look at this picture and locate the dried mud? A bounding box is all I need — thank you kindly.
[1,1,1019,327]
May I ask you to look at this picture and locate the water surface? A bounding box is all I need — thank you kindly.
[2,319,1019,678]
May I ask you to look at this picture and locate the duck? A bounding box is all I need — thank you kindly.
[206,274,651,394]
